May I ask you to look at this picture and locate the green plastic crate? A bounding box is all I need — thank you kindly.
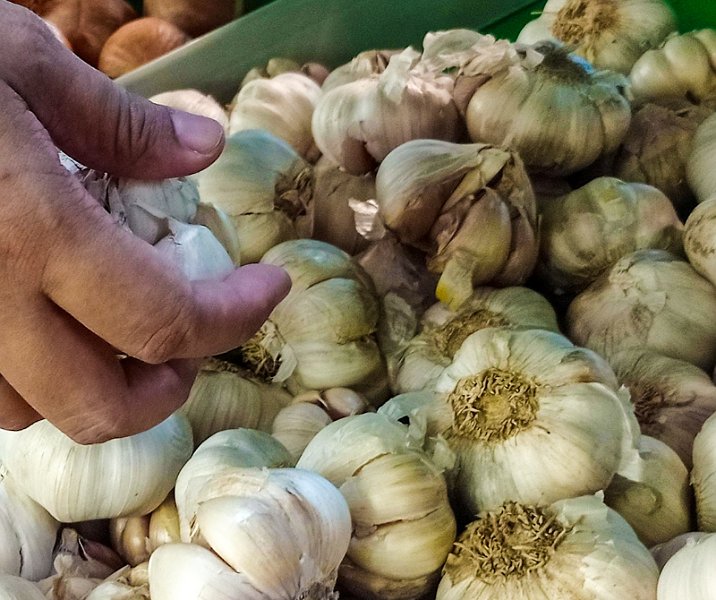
[118,0,716,103]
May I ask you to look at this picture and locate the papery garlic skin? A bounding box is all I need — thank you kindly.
[0,575,46,600]
[691,412,716,531]
[191,203,242,265]
[150,89,229,131]
[420,327,638,515]
[685,197,716,287]
[312,48,461,175]
[196,129,313,263]
[229,72,322,161]
[538,177,683,294]
[656,533,716,599]
[630,30,716,106]
[567,250,716,371]
[517,0,676,74]
[437,495,658,600]
[604,436,692,547]
[321,49,398,92]
[394,287,559,394]
[462,40,631,175]
[688,112,716,203]
[0,414,193,522]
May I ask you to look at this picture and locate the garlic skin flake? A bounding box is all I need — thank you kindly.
[657,533,716,599]
[688,112,716,203]
[437,495,658,600]
[517,0,676,74]
[149,89,229,131]
[312,48,461,175]
[229,72,322,162]
[0,414,193,522]
[567,250,716,372]
[461,40,631,175]
[420,327,638,515]
[538,177,683,295]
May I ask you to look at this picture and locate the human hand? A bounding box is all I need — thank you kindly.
[0,2,291,443]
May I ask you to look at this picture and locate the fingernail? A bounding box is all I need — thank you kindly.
[170,110,224,155]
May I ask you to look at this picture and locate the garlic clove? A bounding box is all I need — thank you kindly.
[148,494,181,550]
[271,402,334,462]
[109,515,150,567]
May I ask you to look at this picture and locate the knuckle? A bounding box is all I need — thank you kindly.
[133,298,196,364]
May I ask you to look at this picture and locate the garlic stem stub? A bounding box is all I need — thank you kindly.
[517,0,676,74]
[437,495,658,599]
[458,39,631,175]
[567,249,716,371]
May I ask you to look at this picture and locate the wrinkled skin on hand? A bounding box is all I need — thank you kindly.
[0,2,291,443]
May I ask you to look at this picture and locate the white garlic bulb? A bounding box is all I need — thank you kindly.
[0,414,193,522]
[691,412,716,531]
[517,0,676,74]
[312,48,461,175]
[685,197,716,288]
[688,112,716,203]
[437,494,658,599]
[150,89,229,131]
[567,250,716,372]
[656,533,716,598]
[229,72,322,161]
[0,575,46,600]
[321,49,398,92]
[191,203,242,265]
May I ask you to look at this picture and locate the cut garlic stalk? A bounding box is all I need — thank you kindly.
[437,495,658,599]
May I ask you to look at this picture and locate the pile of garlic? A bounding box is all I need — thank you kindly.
[11,2,716,599]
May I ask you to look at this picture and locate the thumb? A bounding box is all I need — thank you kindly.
[5,6,224,179]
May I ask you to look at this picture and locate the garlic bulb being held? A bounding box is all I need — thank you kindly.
[688,112,716,203]
[368,139,538,309]
[656,533,716,598]
[538,177,683,295]
[394,287,560,394]
[195,129,313,263]
[567,250,716,371]
[412,327,639,516]
[437,494,658,600]
[0,414,193,522]
[517,0,676,74]
[149,89,229,131]
[229,72,322,161]
[191,202,242,265]
[179,358,291,446]
[630,30,716,106]
[298,413,457,600]
[604,436,692,547]
[609,348,716,468]
[312,48,461,175]
[459,39,631,175]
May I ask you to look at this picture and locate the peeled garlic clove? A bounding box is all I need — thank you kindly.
[149,89,229,131]
[109,516,150,567]
[0,575,46,600]
[538,177,684,295]
[148,494,180,550]
[0,415,193,522]
[656,533,716,598]
[312,48,461,174]
[567,250,716,371]
[518,0,676,74]
[229,73,322,161]
[437,495,658,599]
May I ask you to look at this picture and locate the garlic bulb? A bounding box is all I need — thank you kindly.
[153,220,236,281]
[651,532,708,570]
[412,327,639,515]
[370,139,538,308]
[149,89,229,131]
[684,197,716,288]
[79,171,200,244]
[191,203,242,265]
[691,412,716,531]
[173,428,292,541]
[240,57,302,86]
[604,436,692,547]
[394,287,560,394]
[609,349,716,468]
[179,358,291,446]
[630,29,716,106]
[656,533,716,598]
[517,0,675,74]
[538,177,683,295]
[321,49,398,92]
[271,388,369,461]
[309,156,375,255]
[0,466,58,581]
[229,72,322,161]
[239,240,387,402]
[612,101,712,213]
[298,413,456,599]
[0,414,193,522]
[195,129,313,263]
[688,111,716,203]
[312,48,461,175]
[155,468,352,600]
[0,576,46,600]
[437,494,658,599]
[459,39,631,175]
[567,250,716,371]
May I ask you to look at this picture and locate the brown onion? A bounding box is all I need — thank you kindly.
[143,0,235,38]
